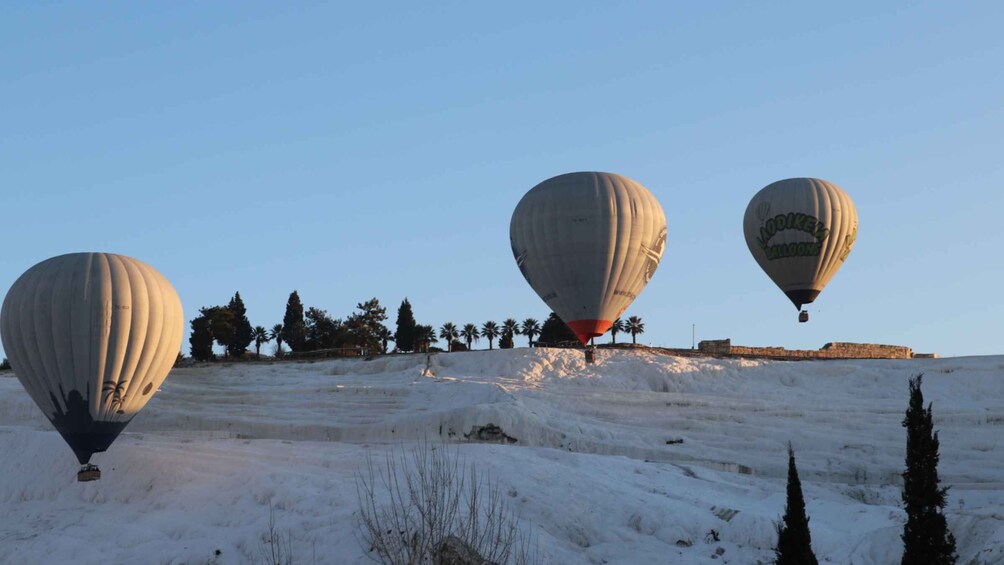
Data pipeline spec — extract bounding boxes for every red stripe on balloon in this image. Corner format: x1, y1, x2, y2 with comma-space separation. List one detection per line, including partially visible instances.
566, 319, 613, 346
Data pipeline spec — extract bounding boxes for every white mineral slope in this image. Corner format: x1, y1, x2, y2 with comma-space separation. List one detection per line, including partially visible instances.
0, 348, 1002, 564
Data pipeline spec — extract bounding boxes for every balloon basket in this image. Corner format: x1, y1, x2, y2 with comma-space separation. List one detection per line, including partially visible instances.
77, 464, 101, 482
584, 347, 596, 364
798, 310, 809, 323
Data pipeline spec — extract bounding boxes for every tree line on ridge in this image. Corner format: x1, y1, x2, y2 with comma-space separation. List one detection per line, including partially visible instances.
186, 294, 647, 362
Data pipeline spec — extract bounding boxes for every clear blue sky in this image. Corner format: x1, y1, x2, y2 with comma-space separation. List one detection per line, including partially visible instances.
2, 1, 1002, 358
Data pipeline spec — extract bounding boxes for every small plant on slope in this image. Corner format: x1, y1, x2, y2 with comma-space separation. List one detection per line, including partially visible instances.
258, 500, 296, 565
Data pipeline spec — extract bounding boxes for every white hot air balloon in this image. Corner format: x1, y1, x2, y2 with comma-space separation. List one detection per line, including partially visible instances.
510, 172, 667, 347
1, 253, 183, 481
742, 178, 858, 321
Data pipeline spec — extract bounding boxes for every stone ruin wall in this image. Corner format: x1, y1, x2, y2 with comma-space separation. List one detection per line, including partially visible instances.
696, 338, 928, 359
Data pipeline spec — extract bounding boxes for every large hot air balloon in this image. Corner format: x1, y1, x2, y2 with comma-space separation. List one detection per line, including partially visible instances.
0, 253, 183, 481
742, 178, 858, 321
510, 172, 667, 347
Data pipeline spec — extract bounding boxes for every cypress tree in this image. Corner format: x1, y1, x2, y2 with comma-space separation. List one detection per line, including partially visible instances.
394, 298, 417, 352
227, 291, 254, 357
281, 291, 307, 353
189, 315, 215, 361
901, 374, 957, 565
775, 443, 818, 565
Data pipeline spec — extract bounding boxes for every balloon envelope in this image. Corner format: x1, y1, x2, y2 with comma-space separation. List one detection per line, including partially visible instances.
0, 252, 184, 464
510, 172, 667, 344
742, 178, 858, 309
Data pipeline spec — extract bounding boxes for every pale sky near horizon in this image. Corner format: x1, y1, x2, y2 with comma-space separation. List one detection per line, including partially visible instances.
2, 1, 1002, 358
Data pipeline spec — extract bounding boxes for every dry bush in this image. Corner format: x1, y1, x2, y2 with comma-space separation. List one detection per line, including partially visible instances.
356, 442, 538, 565
259, 500, 295, 565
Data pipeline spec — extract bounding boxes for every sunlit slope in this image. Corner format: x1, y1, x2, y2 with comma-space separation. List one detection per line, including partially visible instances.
0, 348, 1002, 564
127, 349, 1004, 485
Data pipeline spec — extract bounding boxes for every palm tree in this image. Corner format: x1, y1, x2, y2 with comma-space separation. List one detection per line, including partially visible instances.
102, 380, 128, 414
481, 321, 499, 350
521, 318, 540, 347
439, 322, 459, 352
252, 326, 270, 357
460, 323, 480, 350
625, 315, 645, 345
415, 324, 436, 352
499, 319, 522, 349
610, 318, 625, 344
270, 323, 284, 356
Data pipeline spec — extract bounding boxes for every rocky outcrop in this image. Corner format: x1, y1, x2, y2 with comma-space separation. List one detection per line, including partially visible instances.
464, 424, 518, 444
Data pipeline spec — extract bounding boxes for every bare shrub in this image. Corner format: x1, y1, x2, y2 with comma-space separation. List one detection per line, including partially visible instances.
356, 442, 538, 564
259, 500, 294, 565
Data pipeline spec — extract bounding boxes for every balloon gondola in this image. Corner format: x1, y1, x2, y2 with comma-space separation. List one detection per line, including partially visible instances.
1, 253, 184, 481
743, 178, 857, 322
510, 172, 667, 358
78, 464, 101, 482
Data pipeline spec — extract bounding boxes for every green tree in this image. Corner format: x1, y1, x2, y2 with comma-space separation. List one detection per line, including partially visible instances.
347, 298, 387, 354
270, 323, 284, 356
439, 322, 459, 352
481, 321, 499, 350
189, 314, 215, 361
521, 318, 540, 347
460, 323, 480, 350
774, 443, 819, 565
304, 307, 345, 351
625, 315, 645, 345
901, 374, 957, 565
251, 325, 270, 357
538, 312, 577, 345
610, 318, 625, 344
500, 318, 519, 349
281, 291, 307, 352
200, 306, 235, 356
227, 291, 254, 357
498, 332, 514, 349
394, 298, 418, 352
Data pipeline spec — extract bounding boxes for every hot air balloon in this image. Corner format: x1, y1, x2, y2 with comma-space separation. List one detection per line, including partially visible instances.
742, 178, 858, 322
510, 172, 667, 351
0, 253, 183, 481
